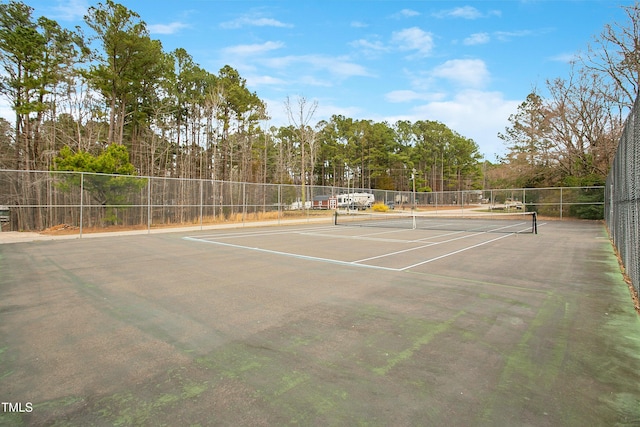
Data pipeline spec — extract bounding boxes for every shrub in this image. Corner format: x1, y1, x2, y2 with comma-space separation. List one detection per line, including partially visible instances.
372, 202, 389, 212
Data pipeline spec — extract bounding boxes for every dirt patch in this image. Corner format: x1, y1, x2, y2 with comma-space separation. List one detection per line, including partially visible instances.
40, 223, 147, 235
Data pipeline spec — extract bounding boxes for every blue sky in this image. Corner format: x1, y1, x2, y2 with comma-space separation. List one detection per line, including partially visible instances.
10, 0, 633, 158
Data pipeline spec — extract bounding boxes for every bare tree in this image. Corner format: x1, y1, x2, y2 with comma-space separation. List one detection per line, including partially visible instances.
582, 1, 640, 110
284, 95, 318, 208
544, 67, 622, 180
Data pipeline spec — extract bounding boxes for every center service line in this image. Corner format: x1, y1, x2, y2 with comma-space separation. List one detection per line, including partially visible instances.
398, 233, 513, 271
352, 230, 487, 263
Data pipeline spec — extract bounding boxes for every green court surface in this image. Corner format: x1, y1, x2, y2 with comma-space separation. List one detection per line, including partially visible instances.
1, 219, 639, 426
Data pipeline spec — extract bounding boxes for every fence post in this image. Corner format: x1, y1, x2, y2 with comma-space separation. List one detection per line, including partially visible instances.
609, 182, 614, 221
79, 172, 84, 238
435, 190, 438, 213
147, 177, 151, 234
242, 181, 246, 226
213, 179, 217, 222
199, 179, 203, 230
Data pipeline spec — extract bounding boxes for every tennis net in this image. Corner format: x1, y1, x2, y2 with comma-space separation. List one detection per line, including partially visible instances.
334, 210, 538, 234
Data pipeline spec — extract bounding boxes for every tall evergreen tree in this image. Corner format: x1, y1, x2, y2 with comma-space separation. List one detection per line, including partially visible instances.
0, 1, 84, 170
83, 0, 158, 146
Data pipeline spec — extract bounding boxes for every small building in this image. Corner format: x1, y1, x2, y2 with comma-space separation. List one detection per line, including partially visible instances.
0, 205, 9, 231
0, 206, 9, 222
312, 195, 337, 210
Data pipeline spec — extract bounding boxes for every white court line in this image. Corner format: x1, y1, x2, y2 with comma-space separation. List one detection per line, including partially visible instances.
336, 219, 532, 243
183, 236, 400, 271
395, 221, 544, 270
299, 231, 415, 244
187, 225, 336, 240
352, 231, 486, 263
184, 220, 540, 272
352, 221, 531, 264
355, 227, 419, 238
398, 233, 513, 271
355, 227, 474, 243
190, 224, 422, 244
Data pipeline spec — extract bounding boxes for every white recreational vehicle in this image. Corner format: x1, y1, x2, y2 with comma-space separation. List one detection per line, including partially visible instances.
337, 192, 375, 210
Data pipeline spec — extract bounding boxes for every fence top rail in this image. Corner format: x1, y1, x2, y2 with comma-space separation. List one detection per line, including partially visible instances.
0, 169, 281, 187
0, 169, 605, 193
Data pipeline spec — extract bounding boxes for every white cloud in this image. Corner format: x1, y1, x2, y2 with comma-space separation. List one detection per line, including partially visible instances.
262, 98, 289, 127
263, 97, 361, 128
298, 76, 334, 87
51, 0, 89, 21
382, 58, 510, 156
263, 55, 373, 79
410, 90, 520, 157
392, 9, 421, 19
222, 41, 285, 56
350, 38, 389, 56
309, 56, 373, 78
246, 75, 287, 87
494, 30, 535, 41
351, 21, 368, 28
464, 32, 490, 46
391, 27, 435, 58
401, 59, 490, 91
402, 69, 433, 91
548, 52, 579, 63
314, 103, 363, 123
0, 100, 14, 125
148, 22, 189, 35
451, 6, 483, 19
220, 15, 293, 29
433, 6, 501, 20
434, 6, 482, 20
384, 90, 445, 103
431, 59, 490, 88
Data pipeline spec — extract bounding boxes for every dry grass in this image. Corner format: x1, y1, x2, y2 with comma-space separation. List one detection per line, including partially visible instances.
40, 210, 334, 235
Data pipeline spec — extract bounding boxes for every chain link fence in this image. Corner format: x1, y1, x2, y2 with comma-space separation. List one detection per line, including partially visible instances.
0, 169, 604, 234
605, 95, 640, 299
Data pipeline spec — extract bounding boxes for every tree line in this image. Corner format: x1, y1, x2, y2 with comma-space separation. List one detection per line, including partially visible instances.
0, 0, 638, 192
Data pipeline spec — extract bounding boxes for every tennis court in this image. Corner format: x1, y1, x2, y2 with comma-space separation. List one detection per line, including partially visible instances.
183, 211, 538, 273
1, 216, 639, 425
